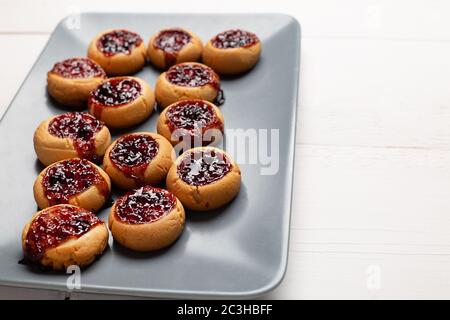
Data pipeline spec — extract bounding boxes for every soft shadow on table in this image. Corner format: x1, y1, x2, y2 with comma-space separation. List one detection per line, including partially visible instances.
219, 59, 264, 82
34, 158, 45, 174
111, 228, 190, 260
112, 241, 171, 260
45, 90, 85, 113
186, 183, 247, 224
185, 206, 229, 223
18, 245, 111, 275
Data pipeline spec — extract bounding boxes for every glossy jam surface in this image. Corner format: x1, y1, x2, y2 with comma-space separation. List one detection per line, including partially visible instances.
90, 78, 141, 107
212, 29, 259, 49
154, 29, 191, 52
97, 29, 143, 56
166, 100, 220, 130
109, 134, 159, 180
177, 149, 232, 186
50, 57, 105, 79
115, 186, 176, 224
48, 112, 103, 161
42, 159, 108, 206
24, 206, 102, 262
166, 100, 223, 145
154, 29, 191, 67
166, 63, 218, 89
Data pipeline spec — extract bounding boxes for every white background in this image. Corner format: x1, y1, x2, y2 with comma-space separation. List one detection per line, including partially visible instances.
2, 0, 450, 299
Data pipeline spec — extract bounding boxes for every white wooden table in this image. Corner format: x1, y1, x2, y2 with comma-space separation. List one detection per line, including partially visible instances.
2, 0, 450, 300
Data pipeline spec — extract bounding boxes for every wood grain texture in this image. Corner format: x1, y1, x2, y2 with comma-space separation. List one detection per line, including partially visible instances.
2, 0, 450, 300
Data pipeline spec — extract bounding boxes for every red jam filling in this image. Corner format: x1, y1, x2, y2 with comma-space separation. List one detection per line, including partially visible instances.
50, 57, 105, 79
154, 29, 191, 67
115, 186, 176, 224
90, 78, 141, 106
109, 134, 159, 181
42, 159, 109, 206
166, 63, 219, 89
97, 29, 143, 57
166, 100, 223, 145
89, 78, 142, 119
48, 112, 104, 162
177, 149, 232, 186
212, 29, 259, 49
24, 205, 102, 262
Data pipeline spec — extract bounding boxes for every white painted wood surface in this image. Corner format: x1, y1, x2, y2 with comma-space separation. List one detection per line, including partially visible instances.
2, 0, 450, 299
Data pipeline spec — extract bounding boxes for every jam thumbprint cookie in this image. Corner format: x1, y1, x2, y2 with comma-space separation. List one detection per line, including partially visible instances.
34, 112, 112, 166
103, 132, 173, 190
157, 99, 224, 146
155, 62, 221, 109
22, 204, 109, 270
166, 147, 241, 211
88, 77, 155, 129
47, 57, 106, 108
147, 28, 203, 69
203, 29, 261, 75
109, 186, 185, 252
34, 158, 111, 212
88, 29, 146, 76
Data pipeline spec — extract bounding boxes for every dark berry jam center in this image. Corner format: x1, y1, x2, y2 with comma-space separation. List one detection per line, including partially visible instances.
48, 112, 103, 161
97, 29, 143, 56
166, 100, 222, 132
24, 206, 102, 262
177, 149, 232, 186
50, 58, 105, 79
166, 64, 218, 88
115, 186, 176, 224
42, 159, 106, 206
212, 29, 259, 49
110, 134, 159, 180
91, 78, 141, 107
154, 29, 192, 67
154, 29, 191, 54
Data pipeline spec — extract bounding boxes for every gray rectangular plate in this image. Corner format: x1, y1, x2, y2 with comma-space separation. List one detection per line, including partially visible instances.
0, 13, 300, 298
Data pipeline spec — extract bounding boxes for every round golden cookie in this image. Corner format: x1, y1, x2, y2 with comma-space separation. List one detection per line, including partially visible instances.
109, 186, 185, 252
157, 99, 224, 147
202, 29, 261, 75
33, 112, 112, 166
147, 28, 203, 69
166, 147, 241, 211
88, 76, 155, 129
155, 62, 221, 109
103, 132, 173, 190
34, 158, 111, 212
21, 205, 109, 270
47, 57, 107, 108
87, 29, 146, 76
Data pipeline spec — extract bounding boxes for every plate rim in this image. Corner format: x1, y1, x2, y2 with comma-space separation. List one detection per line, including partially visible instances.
0, 12, 301, 298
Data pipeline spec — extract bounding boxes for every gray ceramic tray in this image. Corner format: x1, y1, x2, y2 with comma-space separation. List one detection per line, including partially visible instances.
0, 13, 300, 298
